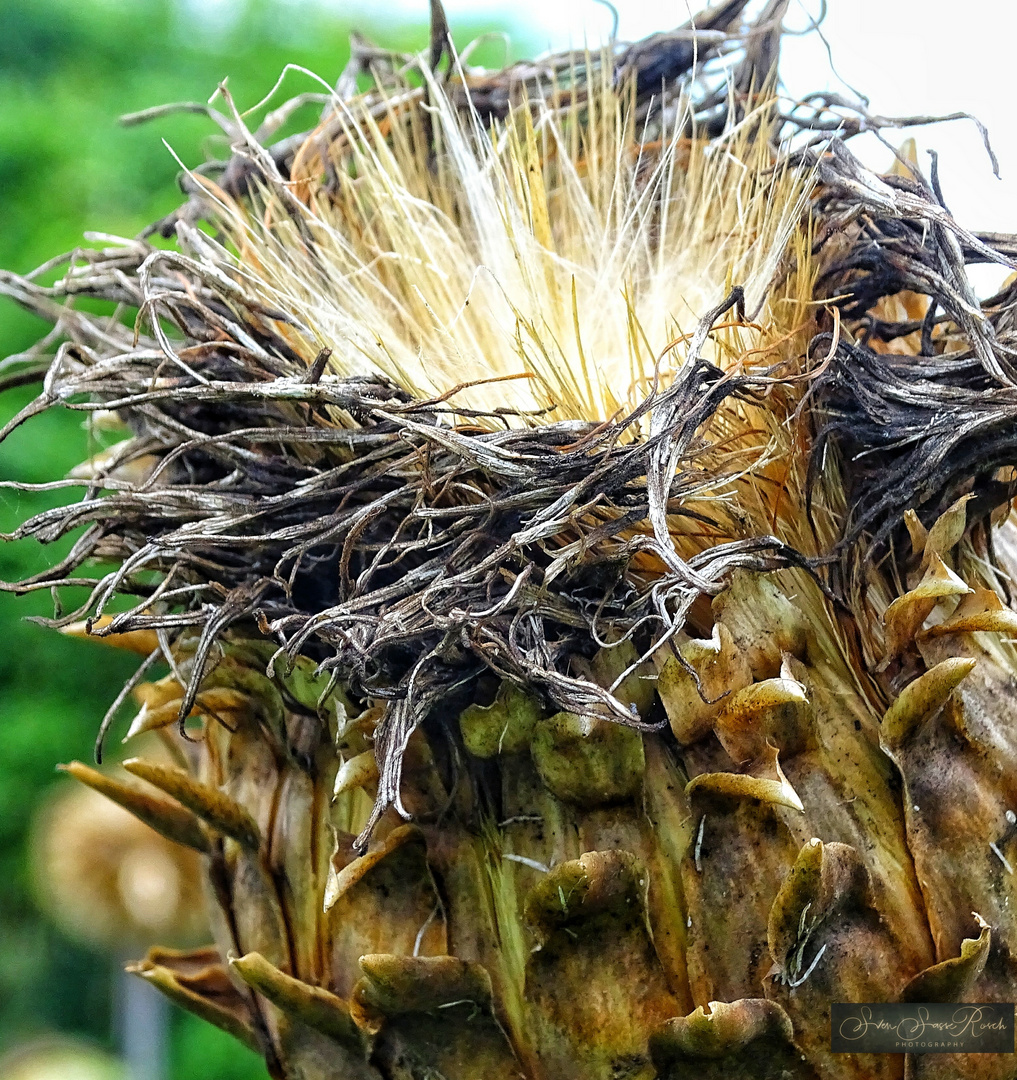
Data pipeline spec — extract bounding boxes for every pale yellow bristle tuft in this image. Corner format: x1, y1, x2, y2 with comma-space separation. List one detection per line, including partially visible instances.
200, 59, 816, 427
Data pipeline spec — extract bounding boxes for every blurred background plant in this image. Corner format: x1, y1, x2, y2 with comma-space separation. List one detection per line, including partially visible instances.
0, 1, 521, 1075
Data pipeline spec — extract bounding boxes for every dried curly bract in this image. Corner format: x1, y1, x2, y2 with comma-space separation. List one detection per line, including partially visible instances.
3, 0, 1017, 842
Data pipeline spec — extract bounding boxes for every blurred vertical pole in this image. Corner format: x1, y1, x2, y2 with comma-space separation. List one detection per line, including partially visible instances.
117, 965, 169, 1080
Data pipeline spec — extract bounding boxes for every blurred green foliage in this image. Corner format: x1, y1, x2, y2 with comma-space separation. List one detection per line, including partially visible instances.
0, 0, 523, 1075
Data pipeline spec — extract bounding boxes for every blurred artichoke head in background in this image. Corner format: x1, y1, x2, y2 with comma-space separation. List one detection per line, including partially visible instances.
4, 1, 1017, 1078
32, 766, 207, 952
0, 1037, 124, 1080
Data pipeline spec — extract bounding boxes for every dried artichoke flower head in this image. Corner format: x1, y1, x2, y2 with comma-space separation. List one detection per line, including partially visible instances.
3, 1, 1017, 1077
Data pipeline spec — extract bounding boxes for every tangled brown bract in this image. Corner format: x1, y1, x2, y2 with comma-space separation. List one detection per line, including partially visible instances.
3, 0, 1017, 845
